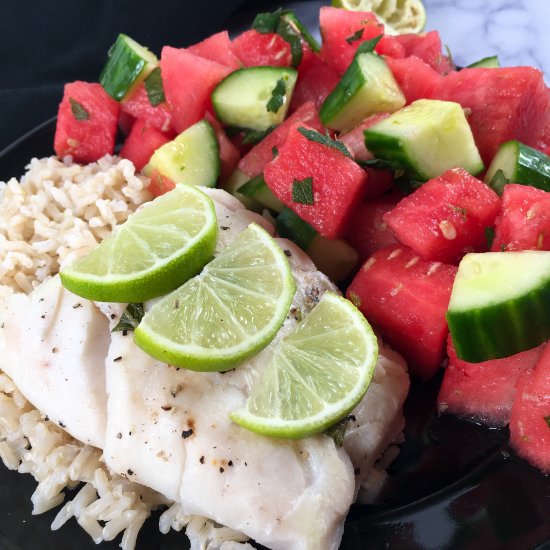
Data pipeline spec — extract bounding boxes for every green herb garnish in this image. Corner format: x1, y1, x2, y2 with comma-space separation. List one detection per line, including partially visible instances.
112, 303, 144, 332
144, 67, 166, 107
297, 126, 352, 158
355, 34, 383, 56
272, 146, 279, 158
359, 158, 405, 173
69, 98, 90, 121
346, 29, 364, 45
292, 177, 314, 205
226, 125, 276, 145
266, 78, 287, 113
324, 415, 356, 447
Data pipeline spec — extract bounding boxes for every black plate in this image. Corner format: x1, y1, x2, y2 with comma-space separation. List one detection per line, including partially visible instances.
1, 3, 550, 549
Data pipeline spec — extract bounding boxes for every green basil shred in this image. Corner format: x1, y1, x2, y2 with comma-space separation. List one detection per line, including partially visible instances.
69, 98, 90, 121
297, 127, 352, 158
292, 177, 314, 205
266, 78, 287, 113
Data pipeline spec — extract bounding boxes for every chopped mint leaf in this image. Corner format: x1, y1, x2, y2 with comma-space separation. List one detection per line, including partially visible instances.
277, 17, 303, 67
359, 158, 405, 173
69, 98, 90, 121
280, 12, 320, 53
112, 303, 144, 332
485, 227, 495, 249
144, 67, 166, 107
252, 8, 284, 33
346, 29, 364, 45
297, 126, 352, 158
266, 78, 287, 113
355, 34, 383, 56
226, 125, 276, 145
325, 415, 356, 447
292, 177, 314, 205
272, 146, 279, 158
544, 415, 550, 429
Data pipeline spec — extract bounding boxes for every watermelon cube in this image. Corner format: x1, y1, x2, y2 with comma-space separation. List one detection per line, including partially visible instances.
433, 67, 550, 165
438, 336, 544, 427
384, 168, 501, 264
319, 7, 384, 74
263, 122, 367, 238
509, 342, 550, 473
289, 53, 341, 111
160, 46, 232, 133
492, 184, 550, 252
121, 82, 174, 135
119, 119, 171, 172
394, 31, 452, 74
346, 244, 457, 378
238, 101, 323, 178
345, 191, 402, 263
385, 56, 442, 104
187, 31, 241, 70
54, 81, 120, 163
231, 30, 292, 67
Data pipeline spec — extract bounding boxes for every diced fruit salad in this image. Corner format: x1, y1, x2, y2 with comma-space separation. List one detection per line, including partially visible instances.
52, 5, 550, 473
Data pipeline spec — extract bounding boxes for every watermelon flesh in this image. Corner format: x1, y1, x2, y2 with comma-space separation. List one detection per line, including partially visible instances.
386, 56, 442, 104
339, 113, 390, 162
121, 82, 174, 135
119, 119, 171, 172
231, 30, 292, 67
509, 342, 550, 473
204, 113, 240, 184
394, 31, 453, 74
238, 102, 322, 178
432, 67, 550, 166
54, 81, 120, 163
491, 183, 550, 252
319, 7, 384, 74
160, 46, 232, 133
263, 122, 367, 239
346, 244, 457, 379
187, 31, 241, 70
438, 337, 544, 428
345, 191, 402, 263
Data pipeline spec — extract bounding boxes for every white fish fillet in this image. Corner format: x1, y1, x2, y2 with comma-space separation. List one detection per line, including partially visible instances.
0, 187, 409, 549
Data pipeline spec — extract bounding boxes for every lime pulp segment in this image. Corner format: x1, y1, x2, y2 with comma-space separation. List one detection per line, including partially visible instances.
134, 223, 296, 371
60, 184, 218, 302
230, 292, 379, 439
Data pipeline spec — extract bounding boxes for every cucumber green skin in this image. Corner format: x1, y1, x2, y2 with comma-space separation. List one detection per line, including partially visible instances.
276, 208, 317, 250
238, 175, 285, 213
364, 129, 429, 180
466, 55, 500, 68
282, 12, 320, 53
447, 280, 550, 362
100, 35, 156, 101
320, 52, 404, 131
487, 140, 550, 194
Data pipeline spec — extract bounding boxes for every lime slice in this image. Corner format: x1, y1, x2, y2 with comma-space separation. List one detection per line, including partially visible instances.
230, 292, 379, 439
332, 0, 426, 35
60, 185, 217, 302
134, 223, 296, 371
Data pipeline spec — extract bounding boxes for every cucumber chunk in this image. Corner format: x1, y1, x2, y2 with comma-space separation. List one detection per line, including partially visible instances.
364, 99, 484, 181
320, 52, 406, 132
467, 55, 500, 68
238, 175, 285, 213
146, 119, 219, 188
447, 251, 550, 362
212, 67, 298, 132
485, 140, 550, 194
276, 208, 358, 280
222, 169, 262, 210
100, 34, 158, 101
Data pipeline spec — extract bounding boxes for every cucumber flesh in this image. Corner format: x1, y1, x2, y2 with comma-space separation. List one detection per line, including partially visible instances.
447, 251, 550, 362
222, 169, 262, 210
276, 208, 358, 280
466, 55, 500, 68
364, 99, 484, 181
238, 175, 285, 213
320, 52, 405, 132
100, 34, 158, 101
485, 140, 550, 194
212, 67, 298, 132
147, 119, 219, 187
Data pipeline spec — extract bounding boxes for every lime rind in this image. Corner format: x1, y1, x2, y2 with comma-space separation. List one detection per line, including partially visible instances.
134, 223, 296, 371
60, 185, 218, 302
230, 292, 379, 439
332, 0, 426, 35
